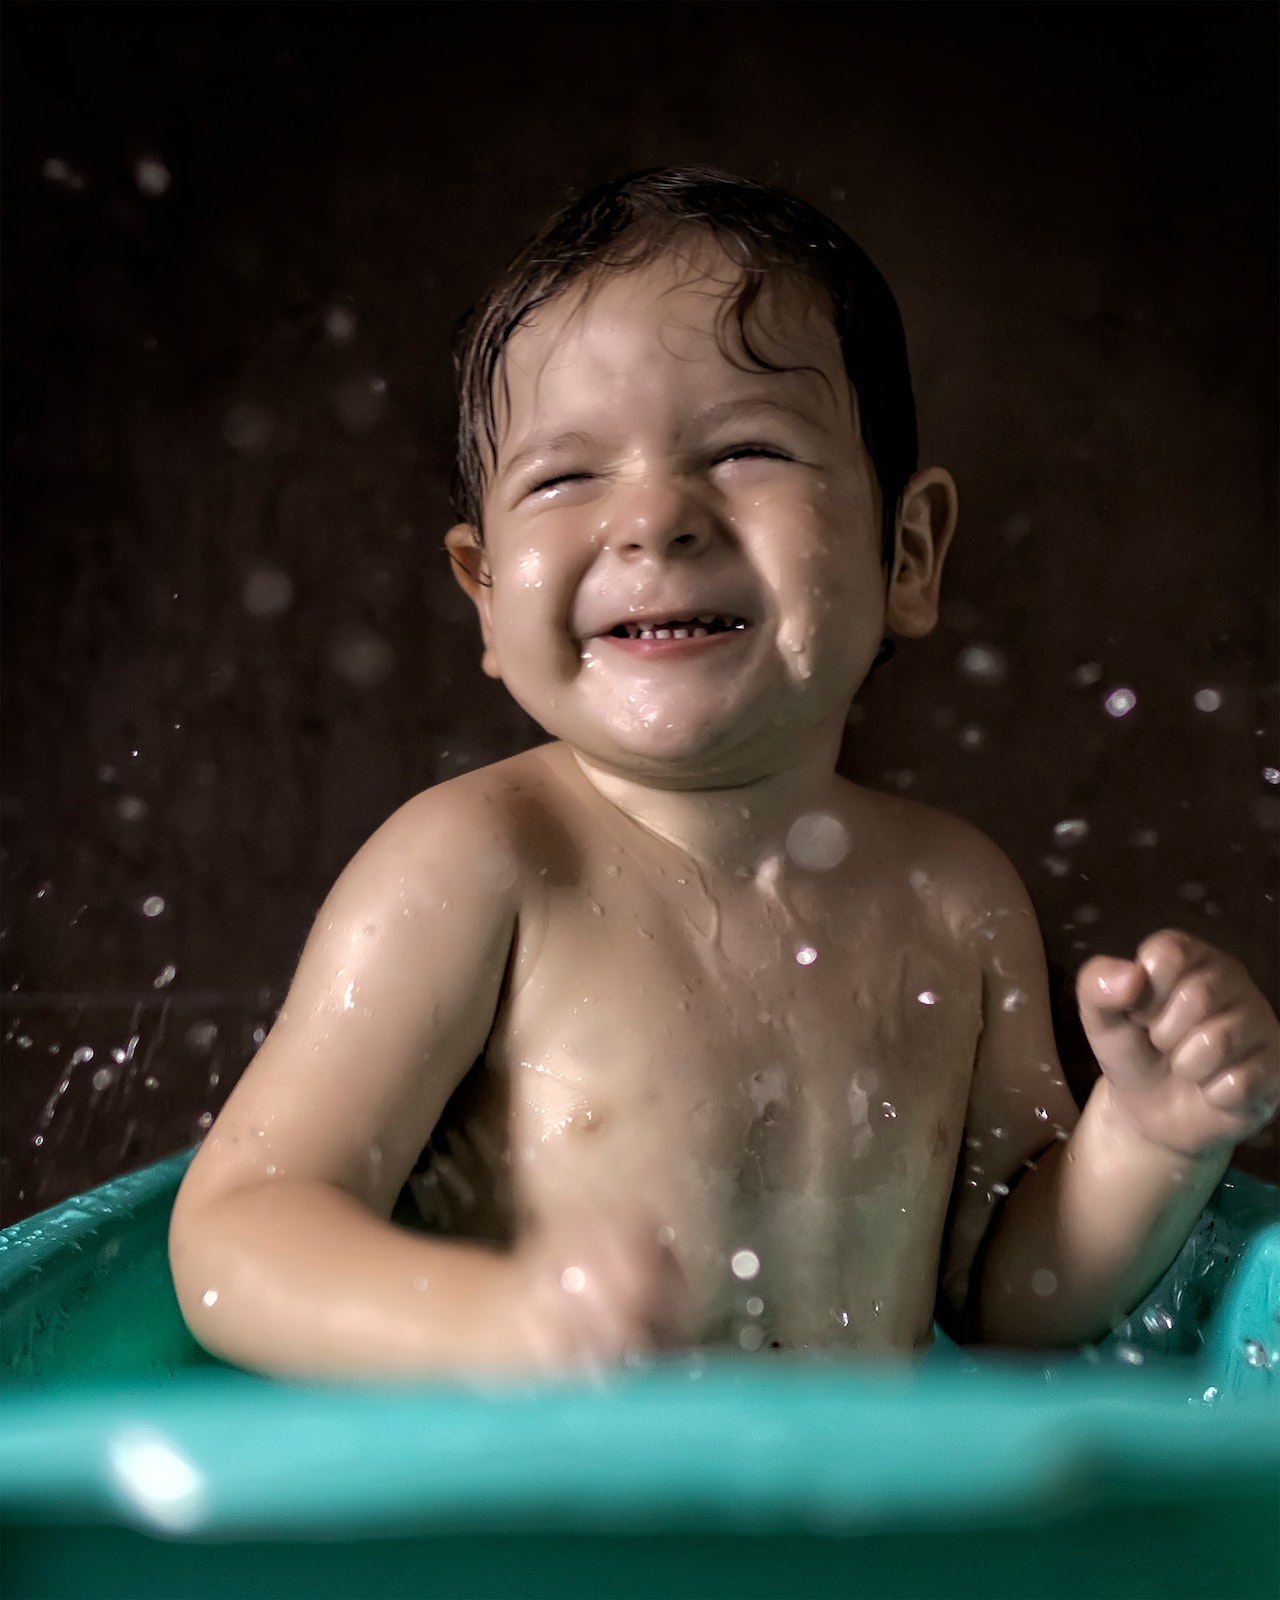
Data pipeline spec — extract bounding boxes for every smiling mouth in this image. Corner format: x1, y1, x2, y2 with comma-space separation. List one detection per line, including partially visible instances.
605, 614, 750, 642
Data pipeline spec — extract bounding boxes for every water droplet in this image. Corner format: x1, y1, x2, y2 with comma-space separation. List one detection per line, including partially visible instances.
324, 306, 357, 345
133, 157, 171, 196
1034, 1105, 1049, 1120
785, 812, 849, 871
1114, 1342, 1144, 1365
1001, 988, 1027, 1012
917, 990, 937, 1006
1041, 854, 1070, 877
1053, 818, 1089, 847
1193, 688, 1222, 713
1263, 767, 1280, 786
242, 567, 294, 618
1071, 661, 1103, 688
956, 643, 1007, 683
1242, 1338, 1270, 1369
730, 1248, 760, 1281
738, 1323, 765, 1351
990, 1182, 1010, 1197
141, 895, 166, 918
872, 1299, 883, 1317
222, 402, 275, 455
153, 963, 177, 990
70, 1046, 94, 1066
201, 1289, 218, 1308
795, 945, 818, 966
411, 1275, 429, 1293
881, 1101, 897, 1119
42, 156, 85, 190
91, 1068, 114, 1092
329, 628, 394, 688
959, 725, 985, 749
745, 1296, 764, 1317
1202, 1385, 1220, 1404
197, 1111, 213, 1130
560, 1266, 586, 1294
1031, 1269, 1058, 1297
1104, 687, 1137, 718
116, 795, 148, 823
252, 1027, 266, 1046
1142, 1307, 1174, 1334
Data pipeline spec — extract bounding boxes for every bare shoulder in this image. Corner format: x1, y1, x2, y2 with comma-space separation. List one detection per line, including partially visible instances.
835, 781, 1032, 919
345, 745, 568, 902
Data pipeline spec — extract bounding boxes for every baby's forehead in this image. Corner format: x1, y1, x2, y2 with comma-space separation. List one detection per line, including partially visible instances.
496, 249, 844, 422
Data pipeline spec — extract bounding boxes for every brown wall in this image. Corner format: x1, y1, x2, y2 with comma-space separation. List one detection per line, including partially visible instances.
3, 2, 1277, 1222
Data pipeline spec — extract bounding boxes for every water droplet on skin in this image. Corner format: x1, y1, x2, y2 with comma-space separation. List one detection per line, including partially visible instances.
917, 990, 937, 1006
881, 1101, 897, 1119
785, 812, 849, 871
1193, 688, 1222, 713
1031, 1269, 1057, 1297
991, 1127, 1007, 1140
990, 1182, 1010, 1197
1034, 1105, 1049, 1120
251, 1027, 266, 1046
795, 946, 818, 966
873, 1299, 883, 1318
730, 1249, 761, 1281
201, 1289, 218, 1308
1242, 1338, 1270, 1369
197, 1112, 213, 1130
1001, 988, 1026, 1012
1104, 687, 1137, 718
1053, 818, 1089, 847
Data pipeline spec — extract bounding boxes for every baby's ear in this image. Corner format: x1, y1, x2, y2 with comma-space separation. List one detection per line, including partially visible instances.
885, 468, 957, 639
444, 524, 502, 679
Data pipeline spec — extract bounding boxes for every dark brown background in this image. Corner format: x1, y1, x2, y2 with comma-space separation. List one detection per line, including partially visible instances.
3, 2, 1277, 1225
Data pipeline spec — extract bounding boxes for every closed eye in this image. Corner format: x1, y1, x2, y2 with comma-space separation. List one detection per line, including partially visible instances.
714, 444, 794, 465
529, 472, 594, 496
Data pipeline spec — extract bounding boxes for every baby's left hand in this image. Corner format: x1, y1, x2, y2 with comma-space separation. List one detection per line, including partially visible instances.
1077, 930, 1280, 1158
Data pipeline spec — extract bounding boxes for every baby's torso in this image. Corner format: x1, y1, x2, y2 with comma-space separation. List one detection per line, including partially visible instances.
414, 748, 984, 1353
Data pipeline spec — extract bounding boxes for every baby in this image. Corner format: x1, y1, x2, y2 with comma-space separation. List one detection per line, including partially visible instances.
170, 168, 1279, 1377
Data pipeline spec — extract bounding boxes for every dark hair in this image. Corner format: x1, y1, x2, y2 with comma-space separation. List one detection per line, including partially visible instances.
452, 166, 918, 564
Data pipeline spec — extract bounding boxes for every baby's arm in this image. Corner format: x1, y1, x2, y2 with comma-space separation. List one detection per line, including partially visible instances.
169, 783, 678, 1378
939, 840, 1278, 1347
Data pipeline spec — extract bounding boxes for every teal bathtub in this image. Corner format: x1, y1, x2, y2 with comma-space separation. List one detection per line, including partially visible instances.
1, 1150, 1277, 1599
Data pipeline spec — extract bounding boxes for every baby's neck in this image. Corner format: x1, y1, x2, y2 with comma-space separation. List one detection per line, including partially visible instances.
566, 742, 844, 876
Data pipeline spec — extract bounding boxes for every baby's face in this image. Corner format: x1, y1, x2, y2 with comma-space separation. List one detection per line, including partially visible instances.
455, 247, 891, 787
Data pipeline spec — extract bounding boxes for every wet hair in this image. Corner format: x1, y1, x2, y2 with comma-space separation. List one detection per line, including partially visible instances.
452, 165, 918, 565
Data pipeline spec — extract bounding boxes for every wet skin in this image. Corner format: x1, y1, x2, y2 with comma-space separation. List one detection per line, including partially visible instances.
170, 249, 1279, 1377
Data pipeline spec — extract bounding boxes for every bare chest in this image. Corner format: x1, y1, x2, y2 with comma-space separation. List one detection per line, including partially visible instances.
482, 860, 982, 1347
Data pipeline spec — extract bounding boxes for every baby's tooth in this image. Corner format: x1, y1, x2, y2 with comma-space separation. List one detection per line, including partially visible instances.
654, 628, 672, 639
691, 626, 708, 637
671, 627, 690, 639
639, 628, 655, 640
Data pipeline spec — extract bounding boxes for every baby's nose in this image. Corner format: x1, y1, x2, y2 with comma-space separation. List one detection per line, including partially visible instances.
607, 478, 716, 562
